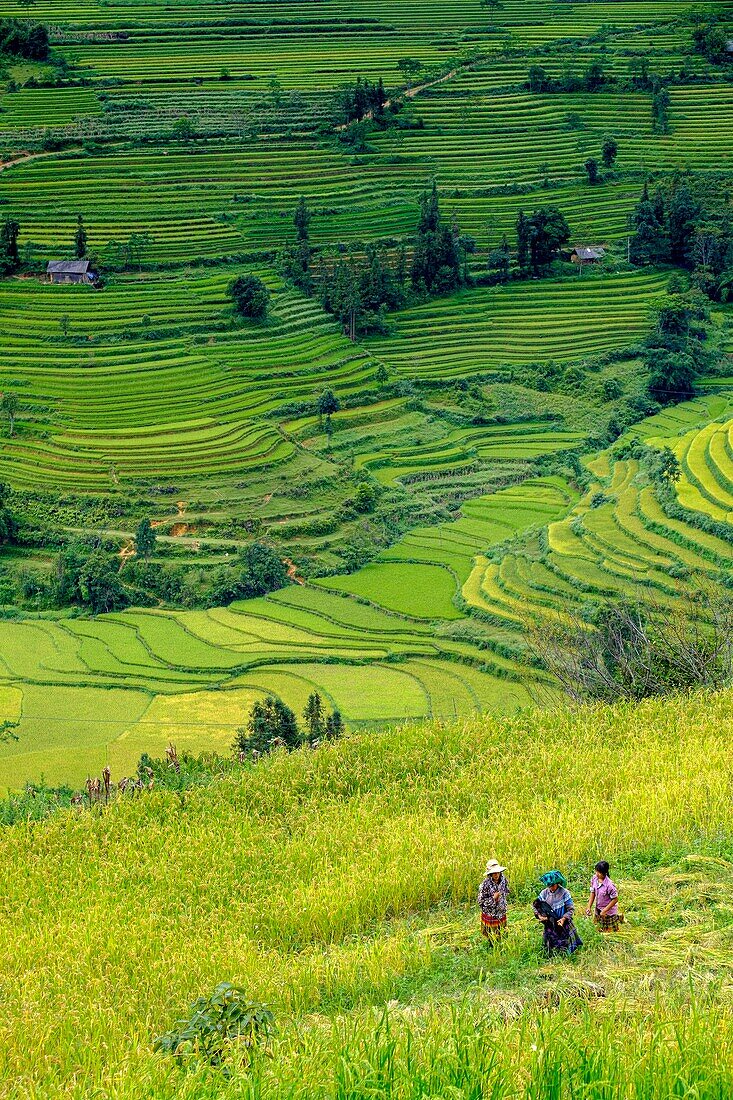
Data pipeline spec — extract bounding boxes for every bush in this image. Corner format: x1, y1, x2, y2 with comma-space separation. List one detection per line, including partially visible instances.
154, 983, 274, 1069
228, 274, 270, 321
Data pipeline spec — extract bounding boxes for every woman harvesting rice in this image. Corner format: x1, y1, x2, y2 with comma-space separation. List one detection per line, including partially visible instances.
534, 870, 583, 955
585, 860, 622, 931
477, 859, 510, 940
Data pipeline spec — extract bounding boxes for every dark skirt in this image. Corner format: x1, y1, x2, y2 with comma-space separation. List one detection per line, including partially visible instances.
543, 917, 583, 956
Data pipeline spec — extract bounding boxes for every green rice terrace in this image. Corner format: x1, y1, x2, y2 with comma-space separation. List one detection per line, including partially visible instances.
0, 0, 731, 798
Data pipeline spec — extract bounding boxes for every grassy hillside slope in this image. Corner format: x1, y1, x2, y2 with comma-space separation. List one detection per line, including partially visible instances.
3, 689, 733, 1097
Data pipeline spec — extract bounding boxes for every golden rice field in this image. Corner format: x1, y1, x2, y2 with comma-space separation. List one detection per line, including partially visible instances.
3, 689, 733, 1097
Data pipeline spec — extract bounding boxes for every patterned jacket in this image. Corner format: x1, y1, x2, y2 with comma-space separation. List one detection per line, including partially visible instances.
478, 873, 509, 918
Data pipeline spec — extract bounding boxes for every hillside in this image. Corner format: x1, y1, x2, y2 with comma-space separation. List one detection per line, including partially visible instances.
3, 690, 733, 1097
0, 0, 732, 793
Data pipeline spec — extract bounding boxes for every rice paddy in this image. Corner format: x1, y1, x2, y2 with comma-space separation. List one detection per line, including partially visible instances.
4, 690, 733, 1096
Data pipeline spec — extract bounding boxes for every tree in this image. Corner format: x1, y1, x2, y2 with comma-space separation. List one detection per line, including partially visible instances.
59, 314, 70, 337
235, 696, 300, 756
526, 206, 571, 273
583, 62, 607, 92
228, 274, 270, 321
692, 19, 730, 64
528, 591, 733, 706
527, 65, 550, 93
74, 214, 87, 260
667, 184, 699, 265
601, 137, 618, 168
0, 392, 18, 437
76, 549, 127, 615
651, 87, 670, 134
410, 183, 464, 294
376, 364, 389, 386
0, 482, 17, 545
303, 691, 326, 744
0, 217, 20, 275
645, 289, 713, 404
127, 232, 153, 272
487, 234, 511, 282
584, 158, 599, 185
629, 183, 668, 265
134, 518, 156, 562
397, 58, 422, 78
172, 116, 195, 141
325, 710, 345, 741
647, 348, 697, 404
317, 389, 340, 434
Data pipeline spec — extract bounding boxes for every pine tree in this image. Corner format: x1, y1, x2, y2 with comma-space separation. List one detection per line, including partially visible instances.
234, 696, 300, 756
629, 183, 668, 265
134, 518, 156, 562
303, 691, 326, 743
74, 215, 87, 260
0, 218, 20, 274
325, 710, 345, 740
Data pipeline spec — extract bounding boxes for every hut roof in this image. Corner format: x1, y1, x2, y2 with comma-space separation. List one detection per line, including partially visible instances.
47, 260, 91, 274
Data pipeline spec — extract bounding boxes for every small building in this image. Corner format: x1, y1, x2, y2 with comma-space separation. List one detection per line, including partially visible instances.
570, 245, 606, 265
47, 260, 93, 285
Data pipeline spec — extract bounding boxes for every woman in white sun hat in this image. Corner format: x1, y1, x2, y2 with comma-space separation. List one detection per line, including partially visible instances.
477, 858, 510, 940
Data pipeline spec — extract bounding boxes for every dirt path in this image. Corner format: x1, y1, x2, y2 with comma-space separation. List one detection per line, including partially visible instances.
335, 64, 467, 132
0, 150, 69, 173
284, 558, 305, 586
118, 539, 135, 569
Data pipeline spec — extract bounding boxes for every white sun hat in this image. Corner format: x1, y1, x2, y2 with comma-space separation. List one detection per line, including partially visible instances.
485, 859, 506, 875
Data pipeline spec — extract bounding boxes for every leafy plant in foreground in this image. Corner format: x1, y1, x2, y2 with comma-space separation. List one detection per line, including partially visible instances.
154, 983, 274, 1068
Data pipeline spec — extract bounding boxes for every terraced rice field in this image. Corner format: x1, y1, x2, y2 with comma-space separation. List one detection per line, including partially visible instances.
0, 0, 731, 790
463, 396, 733, 632
0, 477, 574, 788
369, 271, 669, 379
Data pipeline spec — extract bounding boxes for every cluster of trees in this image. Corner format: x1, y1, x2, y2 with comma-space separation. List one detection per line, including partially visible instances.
234, 691, 344, 757
526, 62, 613, 95
584, 137, 618, 184
12, 531, 288, 615
529, 590, 733, 706
205, 543, 288, 606
0, 18, 49, 60
228, 273, 270, 321
514, 206, 571, 276
283, 186, 472, 338
691, 16, 731, 64
643, 281, 715, 405
629, 179, 733, 300
0, 218, 20, 276
334, 77, 389, 125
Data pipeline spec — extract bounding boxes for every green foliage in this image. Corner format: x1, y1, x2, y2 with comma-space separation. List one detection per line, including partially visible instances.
411, 182, 465, 295
74, 214, 87, 260
0, 218, 20, 276
692, 18, 730, 64
601, 136, 618, 168
234, 695, 300, 755
0, 18, 49, 60
154, 982, 274, 1068
134, 518, 156, 561
210, 543, 288, 605
228, 273, 270, 321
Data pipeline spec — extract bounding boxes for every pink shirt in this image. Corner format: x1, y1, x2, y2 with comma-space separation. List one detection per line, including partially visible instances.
591, 874, 618, 916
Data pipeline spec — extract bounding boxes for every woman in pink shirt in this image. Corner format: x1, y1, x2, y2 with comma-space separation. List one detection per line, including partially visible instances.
585, 860, 622, 931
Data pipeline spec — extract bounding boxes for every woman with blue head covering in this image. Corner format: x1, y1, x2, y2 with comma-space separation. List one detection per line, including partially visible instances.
533, 870, 583, 955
